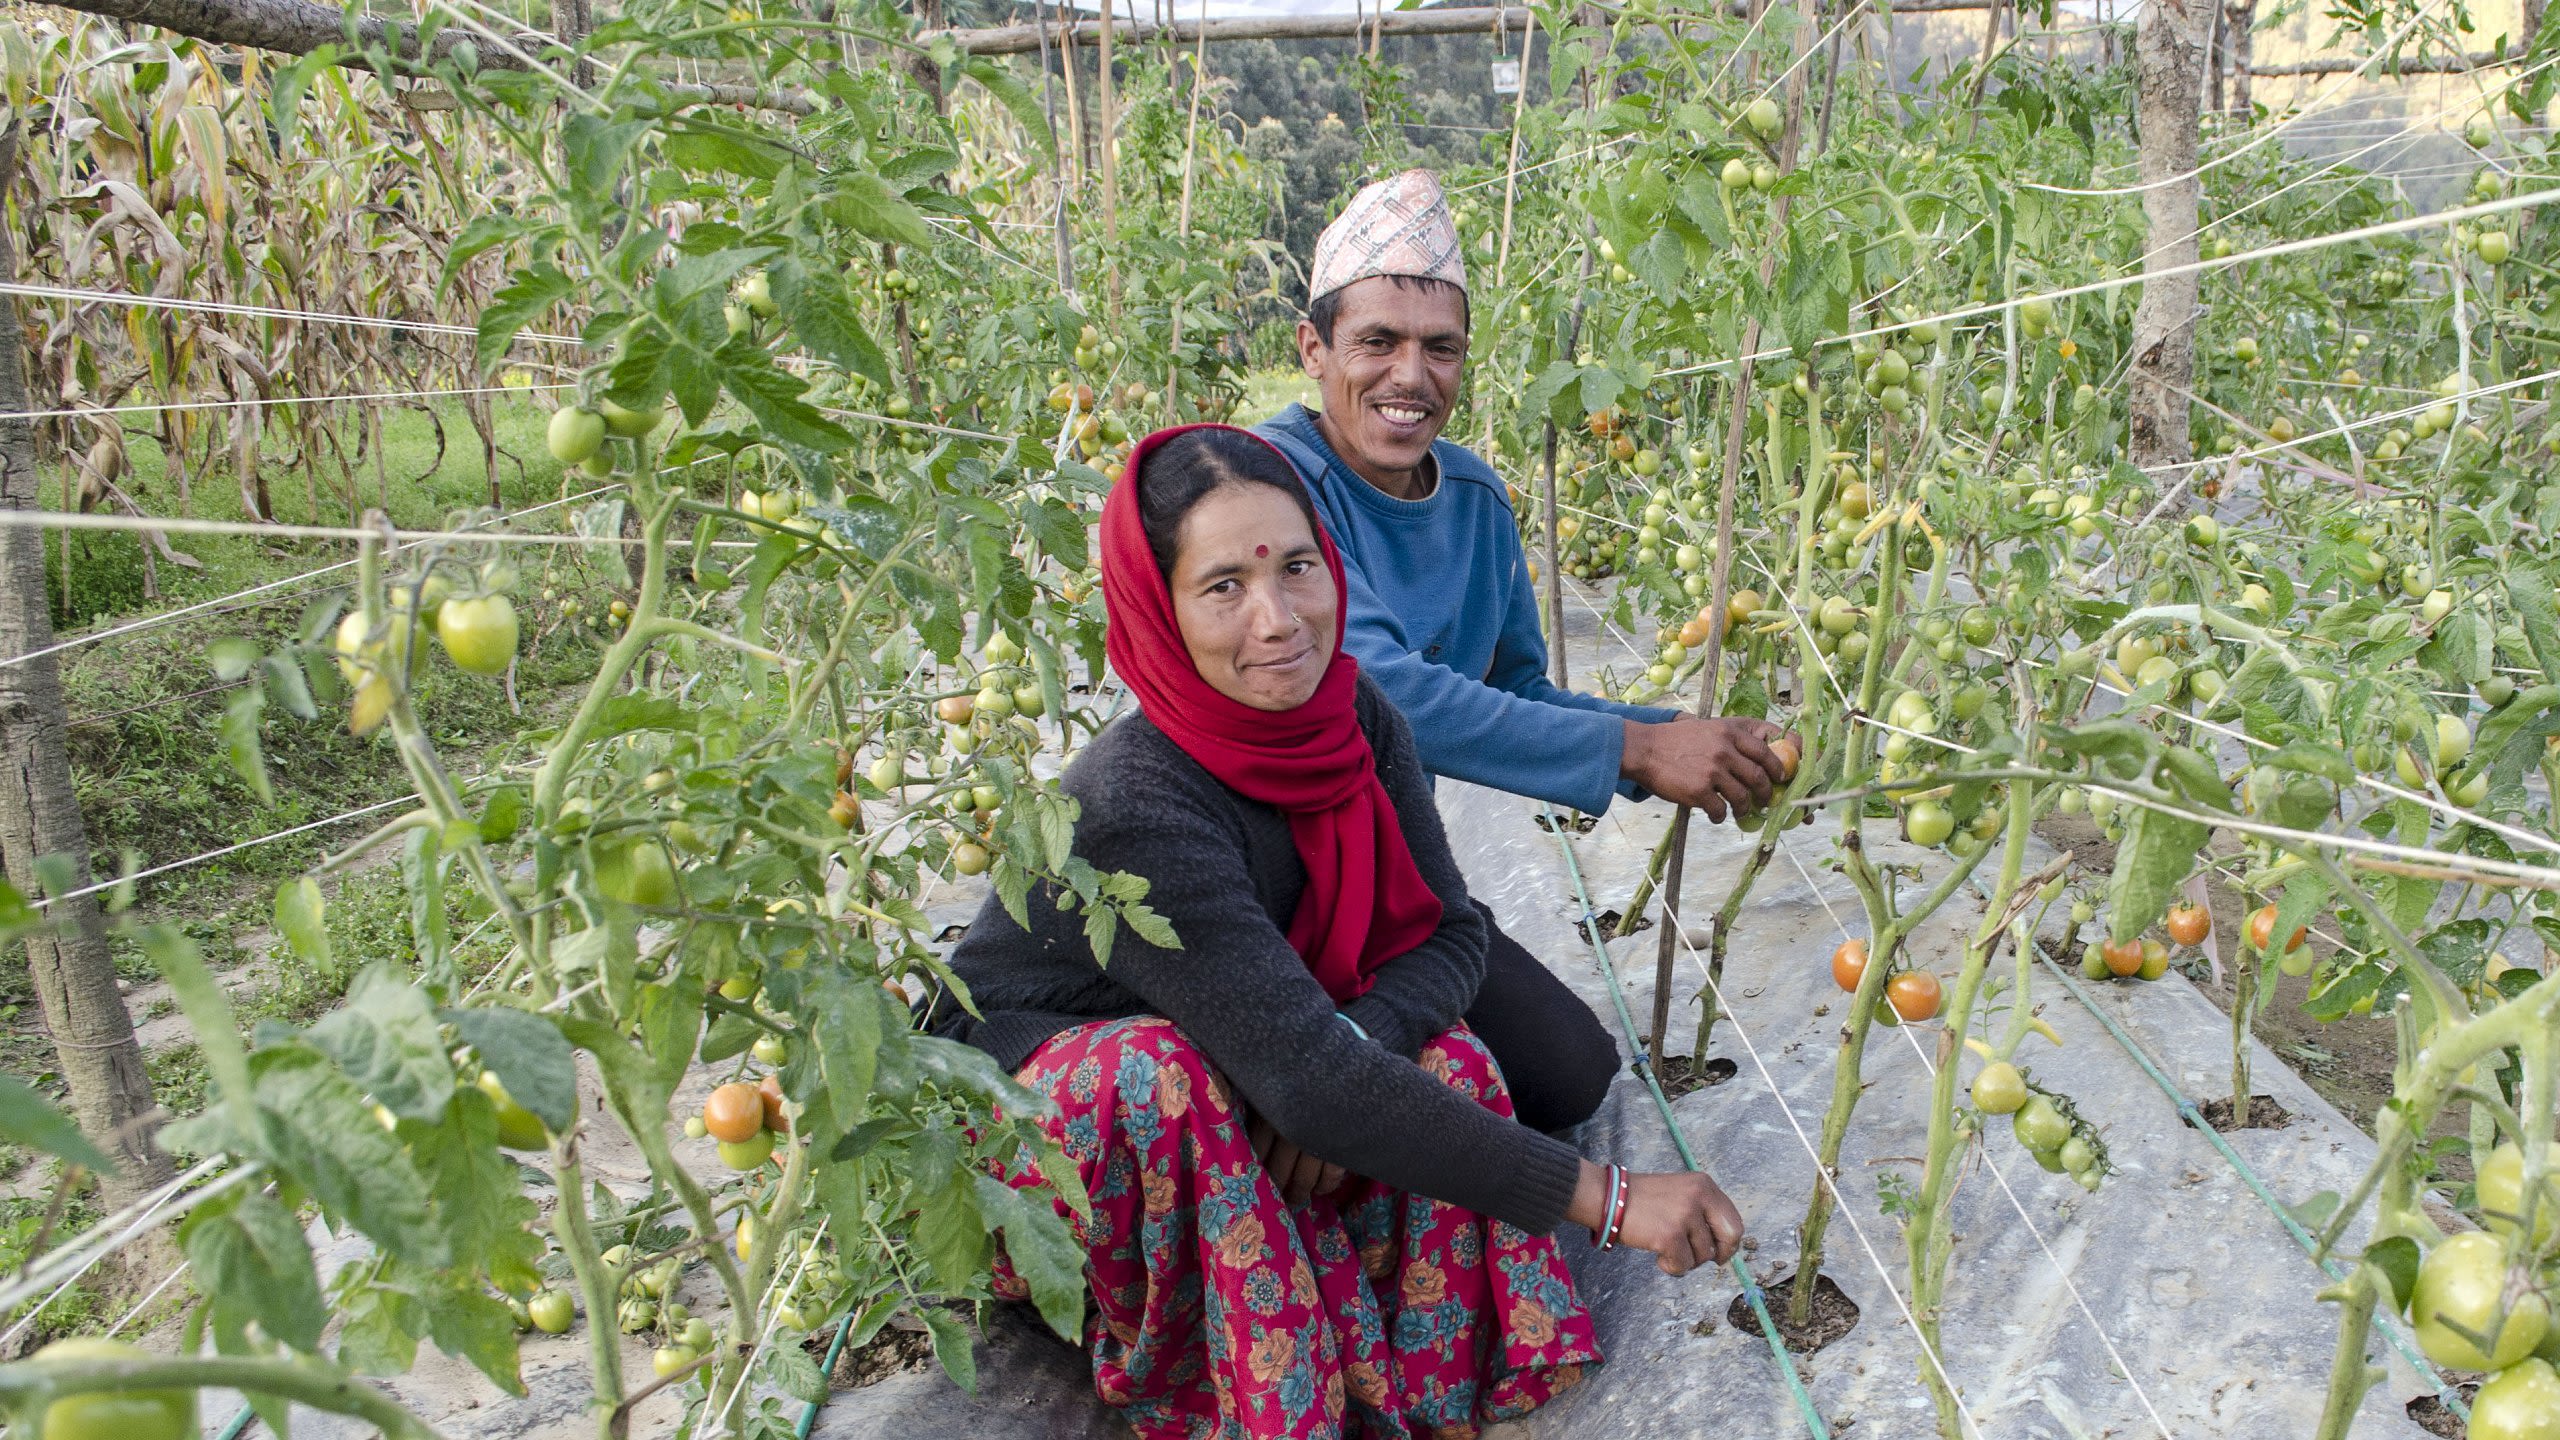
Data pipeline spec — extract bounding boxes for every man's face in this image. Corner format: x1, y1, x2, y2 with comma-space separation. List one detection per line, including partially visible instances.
1294, 277, 1468, 483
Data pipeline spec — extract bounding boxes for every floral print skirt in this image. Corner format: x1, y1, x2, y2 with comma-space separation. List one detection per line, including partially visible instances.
989, 1016, 1600, 1440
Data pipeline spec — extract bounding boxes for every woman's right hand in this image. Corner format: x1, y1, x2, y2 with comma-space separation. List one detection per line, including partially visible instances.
1571, 1162, 1746, 1276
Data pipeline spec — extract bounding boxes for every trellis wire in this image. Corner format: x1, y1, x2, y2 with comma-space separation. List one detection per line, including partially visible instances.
0, 282, 581, 347
1557, 579, 2182, 1435
1539, 806, 1997, 1440
2, 484, 618, 671
0, 381, 575, 424
0, 1158, 249, 1337
2029, 0, 2453, 199
0, 508, 770, 549
33, 797, 415, 910
1655, 182, 2560, 384
1684, 534, 2560, 891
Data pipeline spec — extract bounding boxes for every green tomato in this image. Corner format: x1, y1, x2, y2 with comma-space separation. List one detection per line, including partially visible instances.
529, 1288, 575, 1334
1744, 96, 1783, 137
2058, 1135, 2096, 1176
868, 753, 906, 792
752, 1034, 788, 1067
591, 836, 677, 908
1012, 684, 1047, 719
35, 1339, 196, 1440
2438, 712, 2475, 769
1970, 1062, 2027, 1115
652, 1345, 697, 1379
2478, 1144, 2560, 1246
717, 1130, 776, 1171
599, 399, 667, 439
547, 407, 606, 465
2013, 1095, 2070, 1153
2413, 1231, 2550, 1372
681, 1317, 716, 1352
1905, 801, 1954, 848
435, 595, 520, 676
2471, 1357, 2560, 1440
477, 1070, 549, 1150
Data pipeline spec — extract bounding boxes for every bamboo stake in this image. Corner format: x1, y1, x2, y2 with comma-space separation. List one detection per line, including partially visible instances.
1167, 0, 1208, 422
1099, 0, 1121, 311
1477, 3, 1538, 462
1033, 0, 1076, 292
1648, 0, 1822, 1070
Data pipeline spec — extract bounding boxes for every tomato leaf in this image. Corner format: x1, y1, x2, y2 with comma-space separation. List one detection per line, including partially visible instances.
307, 965, 455, 1122
140, 925, 254, 1122
919, 1305, 978, 1395
825, 172, 933, 248
402, 827, 454, 996
445, 1007, 579, 1133
274, 876, 331, 970
2365, 1235, 2422, 1313
765, 1343, 828, 1405
332, 1274, 423, 1376
804, 968, 885, 1115
182, 1187, 327, 1353
220, 685, 273, 806
699, 1012, 761, 1064
768, 257, 892, 390
408, 1085, 543, 1292
246, 1043, 445, 1265
424, 1279, 527, 1397
0, 1070, 112, 1173
972, 1172, 1084, 1343
2105, 804, 2209, 946
476, 264, 573, 372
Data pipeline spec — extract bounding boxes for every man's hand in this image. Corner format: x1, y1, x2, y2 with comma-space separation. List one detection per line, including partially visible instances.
1249, 1116, 1349, 1208
1621, 715, 1798, 823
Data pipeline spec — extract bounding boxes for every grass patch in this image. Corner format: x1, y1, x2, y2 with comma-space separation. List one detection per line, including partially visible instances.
1232, 366, 1318, 427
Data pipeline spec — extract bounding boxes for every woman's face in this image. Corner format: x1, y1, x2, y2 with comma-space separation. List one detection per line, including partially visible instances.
1168, 483, 1338, 712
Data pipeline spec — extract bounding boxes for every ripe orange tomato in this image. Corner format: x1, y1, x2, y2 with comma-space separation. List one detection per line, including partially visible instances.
2102, 940, 2145, 977
2246, 904, 2307, 954
1768, 735, 1802, 783
1831, 938, 1869, 993
702, 1083, 764, 1144
1886, 971, 1944, 1022
2165, 903, 2211, 947
756, 1074, 787, 1132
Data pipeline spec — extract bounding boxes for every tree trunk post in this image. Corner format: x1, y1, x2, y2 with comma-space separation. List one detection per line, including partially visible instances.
0, 123, 171, 1207
2128, 0, 2212, 475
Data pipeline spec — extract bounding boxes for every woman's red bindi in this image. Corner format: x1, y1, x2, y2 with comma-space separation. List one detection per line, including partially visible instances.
1255, 544, 1269, 557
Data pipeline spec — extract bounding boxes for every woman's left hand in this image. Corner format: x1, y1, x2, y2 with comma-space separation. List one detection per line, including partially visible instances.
1249, 1116, 1349, 1206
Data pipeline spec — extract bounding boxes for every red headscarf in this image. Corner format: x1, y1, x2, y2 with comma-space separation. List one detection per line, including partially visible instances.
1098, 424, 1444, 1002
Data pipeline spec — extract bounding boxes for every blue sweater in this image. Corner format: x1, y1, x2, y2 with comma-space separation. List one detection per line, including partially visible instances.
1255, 404, 1676, 815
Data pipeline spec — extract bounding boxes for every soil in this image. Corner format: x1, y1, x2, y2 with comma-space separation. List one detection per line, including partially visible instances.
1652, 1053, 1737, 1098
1729, 1271, 1860, 1354
2034, 815, 2417, 1140
832, 1320, 937, 1388
1576, 908, 1651, 944
2198, 1094, 2295, 1132
2407, 1383, 2478, 1438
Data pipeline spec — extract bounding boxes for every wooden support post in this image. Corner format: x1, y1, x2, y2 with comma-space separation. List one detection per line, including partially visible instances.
0, 123, 171, 1210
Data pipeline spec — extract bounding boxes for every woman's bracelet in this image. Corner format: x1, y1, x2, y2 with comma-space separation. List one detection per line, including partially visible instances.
1335, 1011, 1370, 1041
1593, 1164, 1629, 1250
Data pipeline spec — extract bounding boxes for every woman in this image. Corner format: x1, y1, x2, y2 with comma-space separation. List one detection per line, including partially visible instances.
934, 425, 1746, 1440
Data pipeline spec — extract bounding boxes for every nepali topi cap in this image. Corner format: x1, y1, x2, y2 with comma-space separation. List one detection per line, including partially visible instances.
1308, 169, 1468, 303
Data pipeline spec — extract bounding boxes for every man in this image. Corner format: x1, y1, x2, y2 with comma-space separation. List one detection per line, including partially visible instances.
1254, 169, 1795, 1133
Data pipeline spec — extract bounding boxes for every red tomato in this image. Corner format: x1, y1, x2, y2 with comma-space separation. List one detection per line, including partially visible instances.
1831, 938, 1869, 993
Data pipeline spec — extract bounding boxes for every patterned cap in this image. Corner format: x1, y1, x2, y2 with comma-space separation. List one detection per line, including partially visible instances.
1308, 169, 1468, 303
